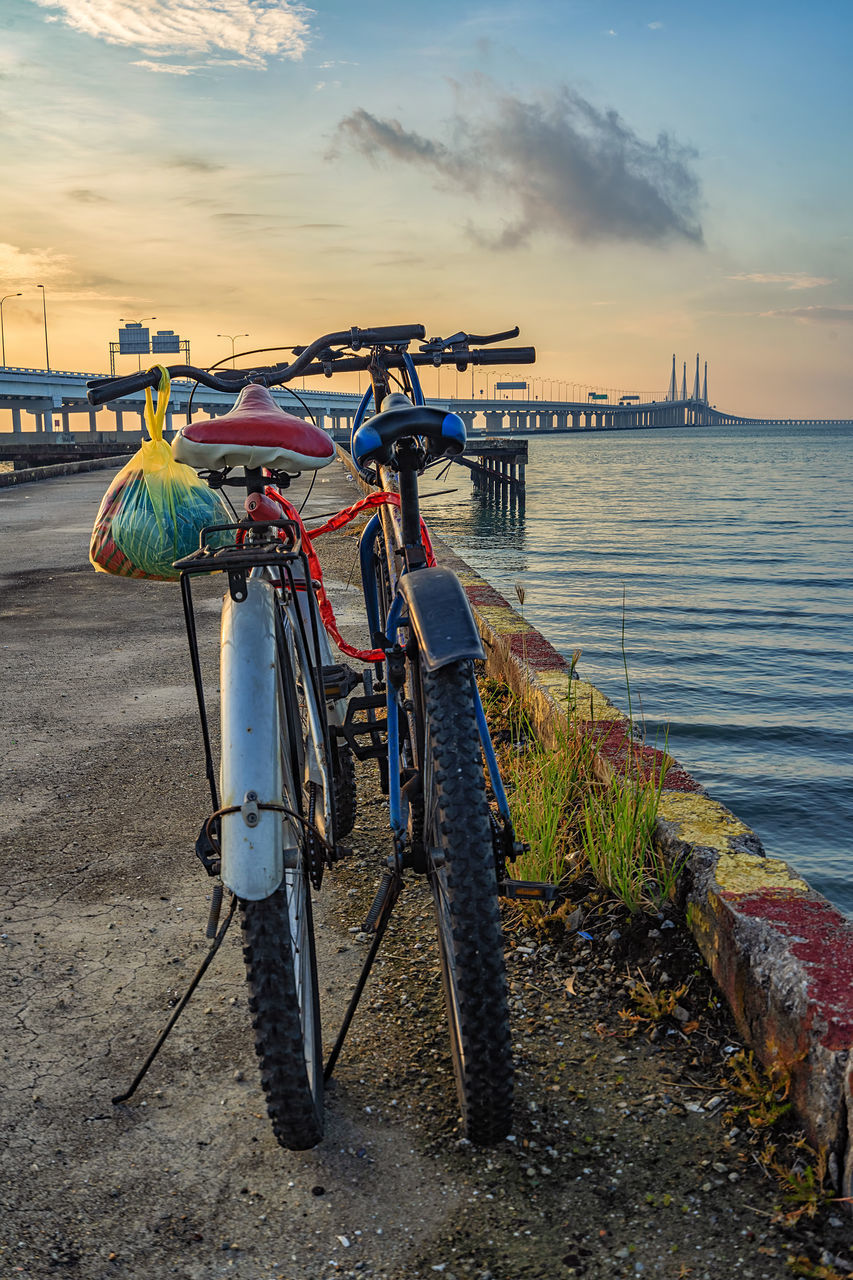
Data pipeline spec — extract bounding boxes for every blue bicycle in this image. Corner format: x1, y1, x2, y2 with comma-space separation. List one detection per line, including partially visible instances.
327, 325, 540, 1143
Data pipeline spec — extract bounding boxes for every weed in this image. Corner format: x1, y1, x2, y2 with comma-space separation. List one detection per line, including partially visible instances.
480, 664, 679, 913
505, 724, 597, 888
580, 762, 676, 914
723, 1050, 792, 1130
479, 584, 681, 914
788, 1255, 853, 1279
761, 1139, 840, 1226
625, 969, 690, 1021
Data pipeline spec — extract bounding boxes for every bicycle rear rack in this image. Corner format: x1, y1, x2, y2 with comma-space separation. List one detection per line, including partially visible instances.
174, 518, 304, 602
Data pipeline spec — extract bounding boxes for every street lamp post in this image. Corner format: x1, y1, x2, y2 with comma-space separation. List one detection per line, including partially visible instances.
218, 333, 249, 368
0, 292, 22, 366
36, 285, 50, 372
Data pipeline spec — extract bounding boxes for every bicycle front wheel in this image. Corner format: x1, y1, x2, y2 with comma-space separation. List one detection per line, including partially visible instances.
421, 659, 513, 1144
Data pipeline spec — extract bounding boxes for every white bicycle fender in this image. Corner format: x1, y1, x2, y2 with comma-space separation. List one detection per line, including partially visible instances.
219, 579, 297, 900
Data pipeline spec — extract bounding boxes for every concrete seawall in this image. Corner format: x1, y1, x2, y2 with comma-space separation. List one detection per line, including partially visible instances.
0, 455, 134, 488
339, 448, 853, 1199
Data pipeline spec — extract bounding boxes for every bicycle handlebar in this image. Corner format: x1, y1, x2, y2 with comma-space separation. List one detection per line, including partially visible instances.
86, 325, 534, 405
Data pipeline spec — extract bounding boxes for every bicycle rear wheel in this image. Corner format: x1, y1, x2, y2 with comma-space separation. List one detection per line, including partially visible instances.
238, 624, 323, 1151
421, 659, 513, 1144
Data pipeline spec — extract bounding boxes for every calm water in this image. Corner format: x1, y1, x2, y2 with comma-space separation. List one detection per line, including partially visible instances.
424, 423, 853, 915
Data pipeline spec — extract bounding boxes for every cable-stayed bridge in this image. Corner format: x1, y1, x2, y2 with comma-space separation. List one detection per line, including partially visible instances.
1, 363, 850, 461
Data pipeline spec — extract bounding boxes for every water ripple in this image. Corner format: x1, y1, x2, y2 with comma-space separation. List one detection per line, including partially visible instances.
427, 422, 853, 915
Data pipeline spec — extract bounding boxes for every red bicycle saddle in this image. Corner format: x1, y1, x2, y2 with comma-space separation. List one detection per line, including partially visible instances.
173, 384, 336, 472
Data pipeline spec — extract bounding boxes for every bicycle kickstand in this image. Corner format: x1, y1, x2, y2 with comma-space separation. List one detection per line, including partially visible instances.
323, 860, 402, 1084
111, 895, 237, 1105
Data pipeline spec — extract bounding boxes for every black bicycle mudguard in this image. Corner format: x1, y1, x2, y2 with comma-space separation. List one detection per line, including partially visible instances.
398, 567, 485, 672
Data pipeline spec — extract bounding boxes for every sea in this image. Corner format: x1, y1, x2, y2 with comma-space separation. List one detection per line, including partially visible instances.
422, 422, 853, 917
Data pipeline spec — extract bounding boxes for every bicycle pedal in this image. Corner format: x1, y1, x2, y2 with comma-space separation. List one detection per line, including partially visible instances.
498, 878, 559, 902
322, 663, 362, 700
195, 819, 221, 877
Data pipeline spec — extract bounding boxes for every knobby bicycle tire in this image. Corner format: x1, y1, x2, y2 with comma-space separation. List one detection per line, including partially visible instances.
239, 885, 323, 1149
421, 659, 513, 1144
238, 630, 323, 1151
332, 738, 357, 838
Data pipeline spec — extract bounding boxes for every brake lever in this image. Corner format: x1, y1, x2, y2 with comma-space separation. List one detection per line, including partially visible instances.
465, 326, 520, 345
419, 326, 520, 358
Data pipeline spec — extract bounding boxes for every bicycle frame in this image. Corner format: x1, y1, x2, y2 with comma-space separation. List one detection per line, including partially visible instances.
353, 361, 516, 851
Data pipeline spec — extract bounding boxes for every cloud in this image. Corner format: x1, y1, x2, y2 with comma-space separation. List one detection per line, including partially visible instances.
648, 21, 664, 30
332, 85, 703, 249
729, 272, 834, 290
166, 155, 225, 173
0, 243, 141, 303
0, 242, 73, 284
762, 305, 853, 324
212, 211, 287, 221
67, 187, 111, 203
28, 0, 312, 68
132, 59, 200, 74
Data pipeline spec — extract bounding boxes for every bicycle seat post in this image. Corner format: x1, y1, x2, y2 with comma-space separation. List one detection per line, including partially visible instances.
245, 466, 265, 496
394, 439, 427, 572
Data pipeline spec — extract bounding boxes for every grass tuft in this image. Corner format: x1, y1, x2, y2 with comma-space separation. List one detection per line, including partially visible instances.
579, 758, 676, 914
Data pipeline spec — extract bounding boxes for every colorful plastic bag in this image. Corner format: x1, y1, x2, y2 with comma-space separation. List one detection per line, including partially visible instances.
89, 367, 232, 581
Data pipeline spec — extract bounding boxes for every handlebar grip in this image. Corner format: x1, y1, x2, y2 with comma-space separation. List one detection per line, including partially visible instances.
87, 368, 161, 405
467, 346, 536, 365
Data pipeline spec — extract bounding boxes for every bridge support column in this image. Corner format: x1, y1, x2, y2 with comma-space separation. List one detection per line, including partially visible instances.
11, 408, 21, 433
483, 409, 504, 433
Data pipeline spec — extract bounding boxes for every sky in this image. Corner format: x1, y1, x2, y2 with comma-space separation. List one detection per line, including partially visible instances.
1, 0, 852, 417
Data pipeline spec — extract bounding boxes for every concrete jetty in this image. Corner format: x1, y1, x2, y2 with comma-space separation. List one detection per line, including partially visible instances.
1, 458, 850, 1280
